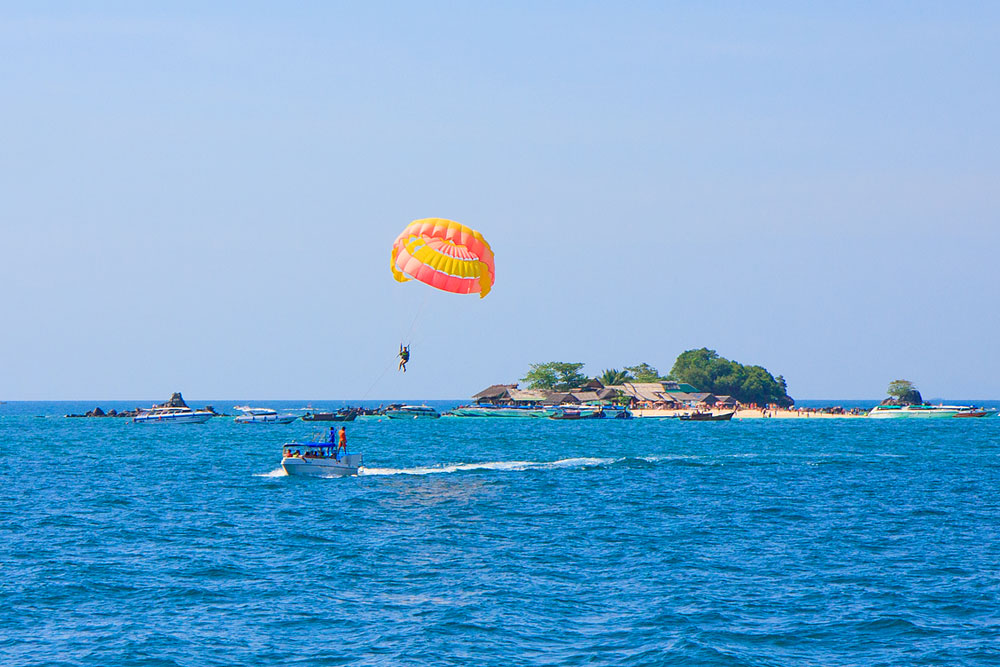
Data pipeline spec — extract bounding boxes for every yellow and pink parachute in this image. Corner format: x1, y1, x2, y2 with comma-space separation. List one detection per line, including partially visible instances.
390, 218, 495, 298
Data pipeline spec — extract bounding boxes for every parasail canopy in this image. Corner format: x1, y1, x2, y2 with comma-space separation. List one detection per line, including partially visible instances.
390, 218, 495, 298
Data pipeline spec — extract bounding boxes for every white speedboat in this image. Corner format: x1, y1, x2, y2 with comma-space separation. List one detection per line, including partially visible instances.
281, 442, 362, 477
868, 404, 990, 419
384, 405, 441, 419
234, 406, 297, 424
133, 406, 215, 424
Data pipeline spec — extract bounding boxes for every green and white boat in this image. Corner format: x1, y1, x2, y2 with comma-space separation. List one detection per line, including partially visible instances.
384, 405, 441, 419
447, 405, 555, 418
868, 404, 990, 419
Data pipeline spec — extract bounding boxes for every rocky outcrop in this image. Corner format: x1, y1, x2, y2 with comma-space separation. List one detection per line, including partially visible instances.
163, 392, 189, 408
67, 407, 141, 418
66, 392, 228, 418
68, 391, 194, 418
880, 389, 924, 406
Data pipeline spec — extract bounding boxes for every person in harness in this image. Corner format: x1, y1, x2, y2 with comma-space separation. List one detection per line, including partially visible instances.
398, 344, 410, 372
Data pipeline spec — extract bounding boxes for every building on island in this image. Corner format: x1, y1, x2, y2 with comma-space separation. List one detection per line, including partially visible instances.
469, 380, 730, 410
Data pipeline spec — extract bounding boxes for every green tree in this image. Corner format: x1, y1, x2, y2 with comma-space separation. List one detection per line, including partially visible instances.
623, 363, 661, 383
598, 368, 630, 385
522, 362, 588, 391
669, 348, 793, 407
886, 379, 922, 405
668, 349, 716, 391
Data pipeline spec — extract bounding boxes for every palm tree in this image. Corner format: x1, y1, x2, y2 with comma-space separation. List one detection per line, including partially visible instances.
598, 368, 630, 386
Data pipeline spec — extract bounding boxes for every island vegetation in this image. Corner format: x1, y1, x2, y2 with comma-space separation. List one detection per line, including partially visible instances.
883, 379, 923, 405
521, 362, 590, 391
668, 348, 793, 407
523, 348, 794, 407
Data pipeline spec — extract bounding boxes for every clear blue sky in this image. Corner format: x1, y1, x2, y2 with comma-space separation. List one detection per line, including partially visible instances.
2, 2, 998, 401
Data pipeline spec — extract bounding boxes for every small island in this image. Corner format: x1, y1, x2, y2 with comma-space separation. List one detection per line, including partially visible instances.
466, 349, 868, 418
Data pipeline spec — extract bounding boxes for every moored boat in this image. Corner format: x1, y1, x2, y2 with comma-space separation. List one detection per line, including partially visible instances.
447, 405, 554, 418
302, 409, 358, 422
234, 406, 297, 424
384, 405, 440, 419
951, 409, 990, 418
680, 411, 735, 422
549, 405, 603, 420
868, 404, 991, 419
599, 405, 633, 419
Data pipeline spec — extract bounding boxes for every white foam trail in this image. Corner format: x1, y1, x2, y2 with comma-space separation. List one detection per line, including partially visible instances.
255, 468, 287, 477
359, 456, 614, 477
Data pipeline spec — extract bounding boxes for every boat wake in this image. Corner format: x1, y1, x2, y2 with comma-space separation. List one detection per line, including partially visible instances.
257, 453, 817, 479
360, 457, 614, 476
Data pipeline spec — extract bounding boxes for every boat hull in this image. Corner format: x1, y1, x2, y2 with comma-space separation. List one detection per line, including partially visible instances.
281, 453, 362, 478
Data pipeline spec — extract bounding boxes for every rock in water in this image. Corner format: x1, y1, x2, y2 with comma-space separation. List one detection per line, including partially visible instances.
880, 389, 924, 406
164, 392, 189, 408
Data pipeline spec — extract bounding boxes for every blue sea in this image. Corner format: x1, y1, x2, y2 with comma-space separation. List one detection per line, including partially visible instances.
3, 400, 1000, 666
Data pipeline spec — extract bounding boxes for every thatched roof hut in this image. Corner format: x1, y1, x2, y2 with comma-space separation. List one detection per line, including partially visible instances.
616, 382, 681, 407
543, 392, 578, 406
668, 392, 716, 406
472, 384, 517, 401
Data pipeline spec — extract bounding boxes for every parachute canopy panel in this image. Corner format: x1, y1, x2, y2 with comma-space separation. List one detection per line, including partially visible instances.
391, 218, 495, 298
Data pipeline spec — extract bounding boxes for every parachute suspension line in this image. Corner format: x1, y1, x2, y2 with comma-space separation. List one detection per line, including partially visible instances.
401, 290, 430, 348
361, 352, 401, 401
361, 291, 430, 401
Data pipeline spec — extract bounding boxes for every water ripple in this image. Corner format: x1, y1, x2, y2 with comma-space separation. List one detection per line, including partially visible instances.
2, 410, 1000, 665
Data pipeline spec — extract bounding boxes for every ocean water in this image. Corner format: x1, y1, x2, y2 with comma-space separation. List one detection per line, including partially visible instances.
2, 402, 1000, 666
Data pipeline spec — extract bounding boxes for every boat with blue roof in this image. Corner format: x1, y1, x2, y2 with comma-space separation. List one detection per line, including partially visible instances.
281, 428, 363, 477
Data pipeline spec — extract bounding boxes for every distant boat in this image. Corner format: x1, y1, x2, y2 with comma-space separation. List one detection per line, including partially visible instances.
679, 411, 735, 422
384, 405, 440, 419
549, 405, 602, 420
598, 405, 632, 419
234, 406, 298, 424
868, 405, 990, 419
133, 406, 214, 424
447, 405, 554, 418
302, 409, 357, 422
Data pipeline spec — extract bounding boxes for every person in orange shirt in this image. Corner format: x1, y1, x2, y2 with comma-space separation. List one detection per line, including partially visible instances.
336, 426, 347, 458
